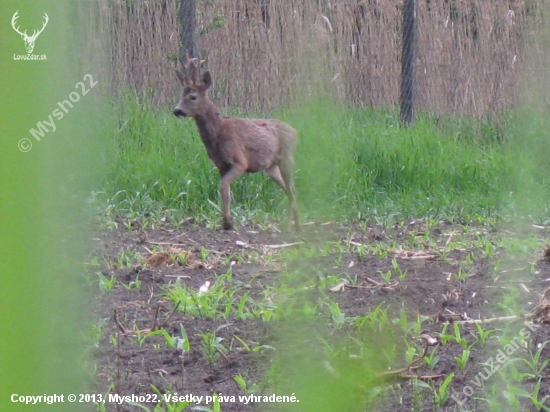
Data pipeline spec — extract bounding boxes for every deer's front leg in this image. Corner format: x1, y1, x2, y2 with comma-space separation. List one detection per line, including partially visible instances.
219, 164, 246, 230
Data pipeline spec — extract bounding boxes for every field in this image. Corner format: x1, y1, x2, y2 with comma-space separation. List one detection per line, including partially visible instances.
4, 2, 550, 412
84, 101, 550, 412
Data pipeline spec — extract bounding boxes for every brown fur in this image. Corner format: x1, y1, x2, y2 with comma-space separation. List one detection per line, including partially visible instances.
173, 59, 300, 231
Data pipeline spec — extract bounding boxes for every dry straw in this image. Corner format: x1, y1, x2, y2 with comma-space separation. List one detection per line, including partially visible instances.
98, 0, 543, 117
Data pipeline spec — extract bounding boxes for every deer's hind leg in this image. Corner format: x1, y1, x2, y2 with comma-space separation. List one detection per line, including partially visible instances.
264, 165, 287, 191
264, 165, 297, 231
274, 160, 300, 232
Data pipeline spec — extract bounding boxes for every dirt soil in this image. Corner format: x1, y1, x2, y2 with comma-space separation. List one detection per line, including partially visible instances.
90, 220, 550, 412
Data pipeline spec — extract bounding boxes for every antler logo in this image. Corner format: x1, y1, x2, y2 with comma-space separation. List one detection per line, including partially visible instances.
11, 11, 49, 54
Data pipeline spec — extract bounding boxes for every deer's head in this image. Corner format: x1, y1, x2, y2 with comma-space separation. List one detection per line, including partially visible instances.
173, 57, 212, 118
11, 11, 49, 54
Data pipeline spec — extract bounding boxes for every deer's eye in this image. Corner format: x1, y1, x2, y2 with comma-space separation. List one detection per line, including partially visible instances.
190, 95, 197, 101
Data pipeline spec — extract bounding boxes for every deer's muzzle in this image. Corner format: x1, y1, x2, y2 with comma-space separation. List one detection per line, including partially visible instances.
173, 108, 187, 118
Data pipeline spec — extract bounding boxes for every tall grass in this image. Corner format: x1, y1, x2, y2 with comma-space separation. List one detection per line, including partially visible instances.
97, 0, 541, 116
98, 93, 550, 227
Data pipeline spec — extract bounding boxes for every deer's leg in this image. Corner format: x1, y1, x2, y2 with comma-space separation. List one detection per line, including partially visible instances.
278, 159, 300, 232
219, 164, 246, 230
265, 165, 296, 231
264, 165, 287, 191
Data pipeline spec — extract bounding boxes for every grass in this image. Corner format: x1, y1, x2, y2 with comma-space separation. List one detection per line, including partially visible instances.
95, 93, 550, 229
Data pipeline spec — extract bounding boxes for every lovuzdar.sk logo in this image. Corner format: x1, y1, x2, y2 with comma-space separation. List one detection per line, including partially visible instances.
11, 10, 49, 61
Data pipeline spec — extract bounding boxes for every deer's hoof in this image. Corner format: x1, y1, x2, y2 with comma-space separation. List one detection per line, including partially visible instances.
222, 220, 234, 231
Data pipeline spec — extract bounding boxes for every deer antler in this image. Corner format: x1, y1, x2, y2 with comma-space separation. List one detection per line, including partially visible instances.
189, 58, 200, 84
181, 53, 194, 85
30, 13, 49, 40
11, 11, 27, 37
176, 54, 207, 87
183, 53, 205, 85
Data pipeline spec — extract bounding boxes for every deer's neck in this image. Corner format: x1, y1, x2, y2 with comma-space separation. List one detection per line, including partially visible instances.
194, 99, 223, 147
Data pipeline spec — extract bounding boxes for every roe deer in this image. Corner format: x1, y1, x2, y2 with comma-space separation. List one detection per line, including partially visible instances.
173, 57, 300, 231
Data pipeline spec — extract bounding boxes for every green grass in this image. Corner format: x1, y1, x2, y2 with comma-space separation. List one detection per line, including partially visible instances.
96, 93, 550, 227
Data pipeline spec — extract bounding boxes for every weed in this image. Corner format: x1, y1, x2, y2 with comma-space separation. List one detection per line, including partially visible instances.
233, 374, 258, 394
97, 272, 116, 292
198, 331, 227, 368
454, 267, 469, 282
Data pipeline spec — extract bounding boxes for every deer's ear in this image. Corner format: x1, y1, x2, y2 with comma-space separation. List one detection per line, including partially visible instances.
175, 70, 185, 85
201, 71, 212, 90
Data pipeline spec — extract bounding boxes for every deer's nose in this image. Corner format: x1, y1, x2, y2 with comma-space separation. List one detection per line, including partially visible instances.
173, 108, 186, 118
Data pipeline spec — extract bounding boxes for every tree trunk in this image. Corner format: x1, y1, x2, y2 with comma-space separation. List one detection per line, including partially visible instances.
178, 0, 197, 60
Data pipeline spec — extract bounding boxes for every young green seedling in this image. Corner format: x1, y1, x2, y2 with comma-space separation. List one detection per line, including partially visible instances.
327, 300, 346, 328
134, 327, 147, 347
470, 322, 495, 347
432, 372, 454, 410
200, 246, 209, 263
453, 323, 469, 348
515, 340, 550, 379
415, 372, 454, 410
235, 292, 252, 320
413, 314, 431, 336
502, 384, 528, 409
233, 374, 258, 394
198, 331, 226, 368
150, 385, 191, 412
423, 347, 440, 370
192, 393, 221, 412
411, 379, 430, 412
145, 328, 175, 348
523, 379, 550, 411
356, 243, 369, 261
455, 348, 470, 370
373, 243, 388, 259
454, 267, 469, 282
98, 272, 116, 292
405, 343, 418, 364
380, 270, 393, 284
393, 309, 409, 334
438, 323, 454, 345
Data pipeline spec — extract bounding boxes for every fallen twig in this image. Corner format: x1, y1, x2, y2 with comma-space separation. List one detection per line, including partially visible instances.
398, 374, 442, 381
377, 345, 429, 380
365, 277, 399, 291
216, 347, 233, 365
265, 242, 302, 249
113, 301, 181, 335
453, 315, 520, 325
147, 241, 187, 247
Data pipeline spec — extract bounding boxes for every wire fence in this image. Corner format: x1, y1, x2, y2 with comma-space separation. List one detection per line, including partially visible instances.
97, 0, 544, 117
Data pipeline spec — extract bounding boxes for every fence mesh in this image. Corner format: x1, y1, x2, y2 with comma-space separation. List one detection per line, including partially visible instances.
97, 0, 544, 116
